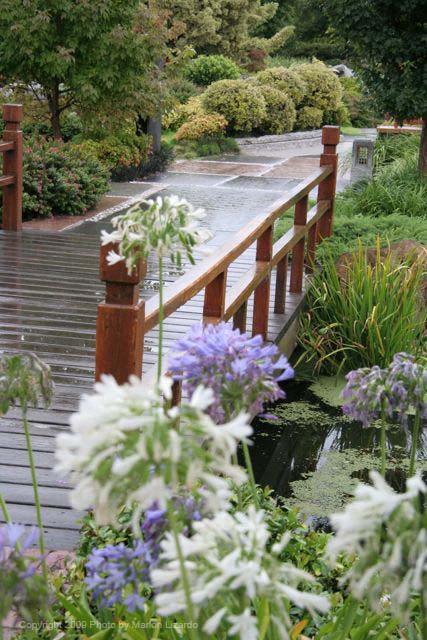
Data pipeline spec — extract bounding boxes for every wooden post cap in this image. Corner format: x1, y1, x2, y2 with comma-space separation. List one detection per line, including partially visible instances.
100, 242, 147, 284
321, 125, 340, 146
2, 104, 23, 123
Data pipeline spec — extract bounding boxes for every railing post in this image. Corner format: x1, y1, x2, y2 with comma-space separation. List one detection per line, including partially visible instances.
306, 225, 317, 273
233, 301, 248, 333
203, 270, 227, 324
274, 255, 288, 314
2, 104, 23, 231
95, 242, 146, 384
316, 125, 340, 240
290, 196, 308, 293
252, 225, 273, 339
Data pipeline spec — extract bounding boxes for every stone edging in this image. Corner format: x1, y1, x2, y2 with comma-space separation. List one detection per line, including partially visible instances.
236, 130, 323, 146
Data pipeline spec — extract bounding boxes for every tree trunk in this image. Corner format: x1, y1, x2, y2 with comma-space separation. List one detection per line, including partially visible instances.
419, 117, 427, 178
147, 116, 162, 153
47, 83, 62, 140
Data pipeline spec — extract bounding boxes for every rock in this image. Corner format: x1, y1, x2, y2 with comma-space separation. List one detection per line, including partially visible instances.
330, 63, 354, 78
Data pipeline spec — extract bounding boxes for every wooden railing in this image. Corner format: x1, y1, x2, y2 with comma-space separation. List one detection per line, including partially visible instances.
95, 125, 340, 384
0, 104, 23, 231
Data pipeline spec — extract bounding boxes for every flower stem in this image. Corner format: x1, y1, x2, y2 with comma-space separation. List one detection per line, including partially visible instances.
167, 503, 197, 640
0, 492, 11, 523
242, 441, 259, 507
421, 578, 427, 640
409, 411, 421, 477
157, 255, 164, 383
23, 408, 48, 582
380, 406, 387, 477
380, 420, 386, 478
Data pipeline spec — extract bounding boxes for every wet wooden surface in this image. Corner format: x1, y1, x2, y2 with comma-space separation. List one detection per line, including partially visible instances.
0, 228, 306, 549
0, 148, 326, 550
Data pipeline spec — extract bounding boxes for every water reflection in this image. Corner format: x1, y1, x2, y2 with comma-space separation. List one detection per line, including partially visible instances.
249, 380, 427, 500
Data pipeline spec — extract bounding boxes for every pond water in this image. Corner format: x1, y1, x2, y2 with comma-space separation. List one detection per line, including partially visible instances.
247, 377, 427, 520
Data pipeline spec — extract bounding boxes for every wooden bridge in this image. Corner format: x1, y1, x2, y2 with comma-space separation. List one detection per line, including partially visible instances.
0, 104, 339, 549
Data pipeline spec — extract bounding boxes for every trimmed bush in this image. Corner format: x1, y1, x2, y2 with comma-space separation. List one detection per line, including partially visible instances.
175, 114, 228, 142
297, 106, 323, 130
323, 103, 351, 126
296, 62, 343, 112
186, 55, 241, 86
255, 67, 306, 106
163, 96, 204, 131
257, 86, 296, 134
176, 136, 239, 159
202, 79, 266, 134
110, 145, 173, 182
16, 139, 109, 220
72, 133, 152, 172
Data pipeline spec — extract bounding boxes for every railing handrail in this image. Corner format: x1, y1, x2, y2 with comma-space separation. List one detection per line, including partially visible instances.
95, 125, 341, 384
143, 165, 332, 332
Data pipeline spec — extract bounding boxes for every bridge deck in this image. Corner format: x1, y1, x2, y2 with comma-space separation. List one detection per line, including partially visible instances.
0, 225, 306, 549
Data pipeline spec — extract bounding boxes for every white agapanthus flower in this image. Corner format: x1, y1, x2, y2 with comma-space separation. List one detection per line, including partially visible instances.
55, 375, 251, 532
150, 505, 330, 639
327, 471, 427, 618
101, 195, 213, 273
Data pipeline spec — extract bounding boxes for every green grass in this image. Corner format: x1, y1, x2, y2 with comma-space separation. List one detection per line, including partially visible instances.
341, 125, 364, 136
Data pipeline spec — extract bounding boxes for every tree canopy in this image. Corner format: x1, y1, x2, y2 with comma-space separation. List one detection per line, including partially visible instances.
161, 0, 292, 60
0, 1, 163, 138
326, 0, 427, 174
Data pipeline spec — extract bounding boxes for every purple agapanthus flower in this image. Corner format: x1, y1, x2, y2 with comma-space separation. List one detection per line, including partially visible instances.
85, 541, 148, 611
85, 496, 204, 612
342, 353, 427, 428
85, 503, 167, 611
342, 365, 388, 426
385, 353, 427, 425
0, 523, 46, 622
168, 322, 294, 423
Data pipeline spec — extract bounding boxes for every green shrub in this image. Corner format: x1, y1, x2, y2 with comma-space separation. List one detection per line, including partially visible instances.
176, 136, 239, 159
297, 240, 427, 375
175, 113, 228, 141
318, 212, 427, 263
297, 106, 323, 130
168, 77, 200, 104
296, 62, 343, 112
110, 145, 173, 182
60, 111, 83, 141
373, 133, 421, 168
163, 96, 204, 131
202, 79, 266, 134
186, 55, 241, 86
340, 77, 379, 128
322, 103, 351, 126
255, 67, 306, 106
72, 132, 152, 172
350, 155, 427, 218
257, 86, 296, 134
14, 139, 109, 220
